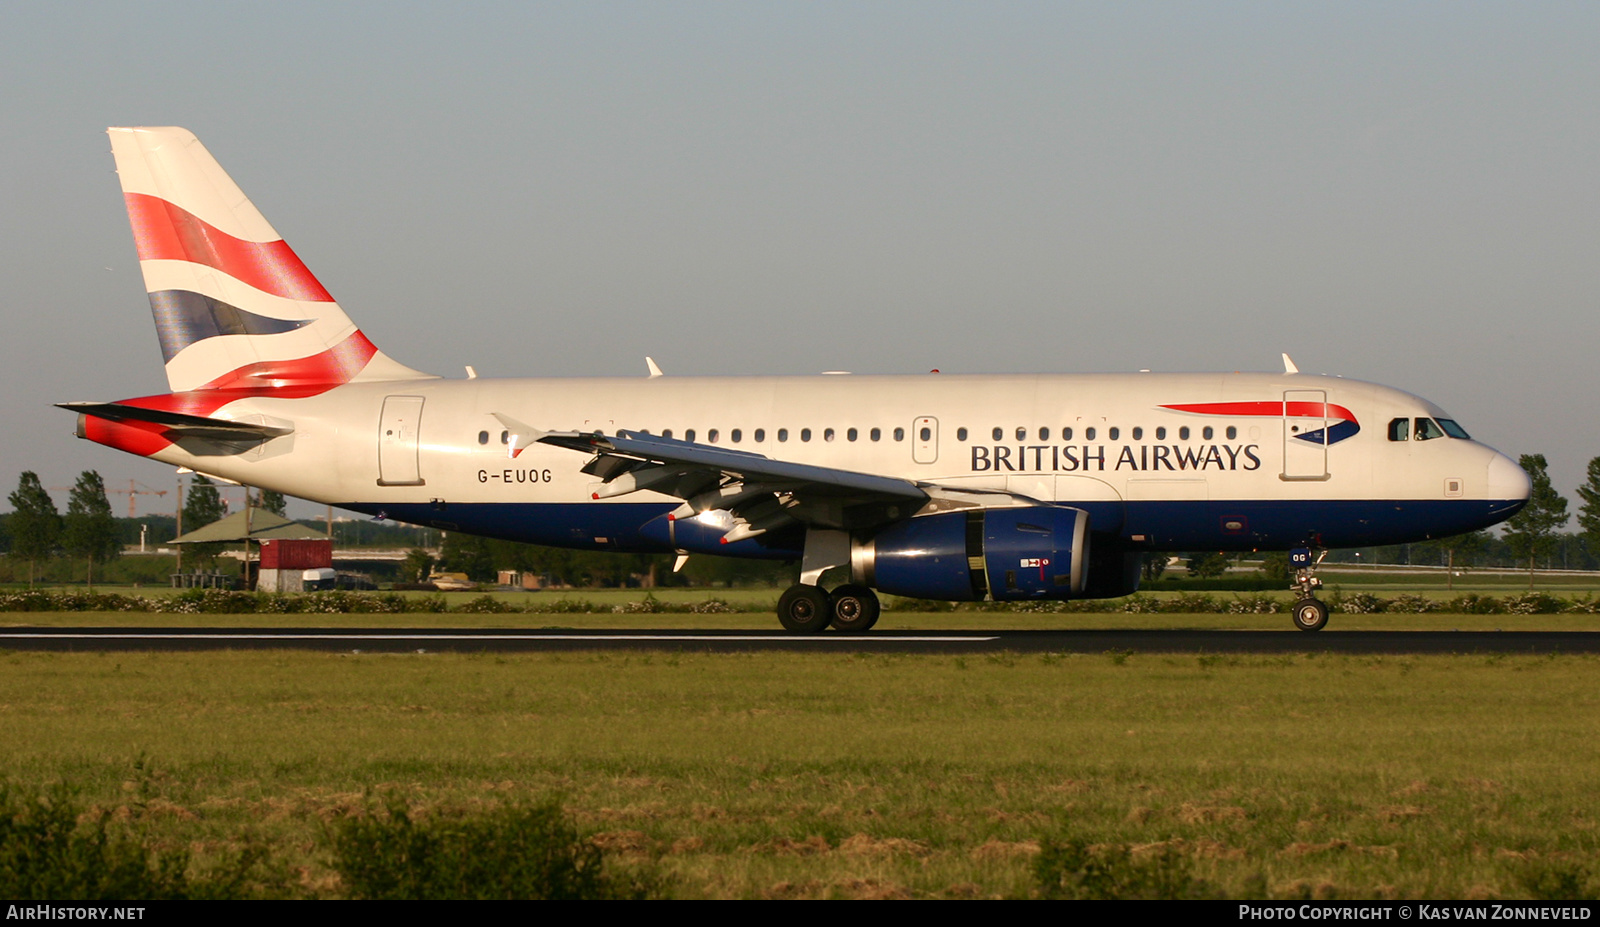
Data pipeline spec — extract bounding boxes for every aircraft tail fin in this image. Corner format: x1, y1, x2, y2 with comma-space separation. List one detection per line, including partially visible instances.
107, 127, 433, 393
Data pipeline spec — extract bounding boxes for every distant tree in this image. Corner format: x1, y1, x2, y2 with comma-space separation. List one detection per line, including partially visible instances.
1441, 529, 1491, 590
8, 471, 61, 587
1140, 552, 1169, 583
438, 532, 495, 582
63, 471, 120, 591
1257, 552, 1289, 582
1577, 456, 1600, 554
1186, 552, 1230, 580
256, 489, 288, 518
182, 476, 228, 569
1502, 454, 1568, 588
676, 552, 789, 589
401, 548, 434, 584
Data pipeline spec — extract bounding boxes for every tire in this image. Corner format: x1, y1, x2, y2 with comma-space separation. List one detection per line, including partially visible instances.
777, 584, 832, 634
1292, 597, 1329, 632
829, 584, 881, 632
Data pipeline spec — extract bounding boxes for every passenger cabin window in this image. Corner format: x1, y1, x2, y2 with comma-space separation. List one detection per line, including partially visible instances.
685, 429, 696, 442
1016, 427, 1027, 441
730, 429, 741, 443
1085, 427, 1096, 440
1131, 427, 1142, 440
1202, 426, 1214, 440
754, 428, 765, 442
801, 428, 812, 442
708, 429, 720, 443
1388, 418, 1409, 441
955, 427, 967, 441
1155, 426, 1166, 440
1109, 427, 1120, 440
847, 427, 858, 441
500, 430, 509, 445
1040, 427, 1050, 440
478, 431, 489, 445
992, 427, 1003, 441
777, 428, 788, 442
871, 427, 881, 441
1062, 427, 1072, 441
1226, 426, 1237, 440
824, 428, 836, 442
894, 428, 905, 441
1415, 418, 1446, 441
1179, 426, 1190, 440
662, 429, 673, 439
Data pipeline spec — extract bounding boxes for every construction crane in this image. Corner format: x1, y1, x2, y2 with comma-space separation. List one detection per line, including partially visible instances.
50, 479, 170, 518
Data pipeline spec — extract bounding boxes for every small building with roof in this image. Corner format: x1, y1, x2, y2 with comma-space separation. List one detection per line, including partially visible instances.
171, 510, 332, 591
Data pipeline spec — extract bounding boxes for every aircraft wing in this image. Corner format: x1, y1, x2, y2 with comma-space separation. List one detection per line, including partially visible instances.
534, 427, 929, 543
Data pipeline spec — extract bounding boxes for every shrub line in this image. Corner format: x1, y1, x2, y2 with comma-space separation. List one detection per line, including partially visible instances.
0, 589, 1595, 615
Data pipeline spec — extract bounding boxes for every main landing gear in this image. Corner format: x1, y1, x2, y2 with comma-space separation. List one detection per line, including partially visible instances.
1289, 547, 1329, 632
777, 584, 881, 634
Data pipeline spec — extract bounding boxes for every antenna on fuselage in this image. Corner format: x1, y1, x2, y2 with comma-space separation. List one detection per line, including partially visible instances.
1281, 353, 1299, 375
646, 357, 664, 378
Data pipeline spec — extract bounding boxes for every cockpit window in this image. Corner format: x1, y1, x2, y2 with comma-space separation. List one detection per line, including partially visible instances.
1436, 419, 1471, 439
1414, 418, 1446, 441
1388, 418, 1409, 441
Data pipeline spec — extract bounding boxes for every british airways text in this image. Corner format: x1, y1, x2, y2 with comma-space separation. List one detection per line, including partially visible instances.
971, 443, 1263, 473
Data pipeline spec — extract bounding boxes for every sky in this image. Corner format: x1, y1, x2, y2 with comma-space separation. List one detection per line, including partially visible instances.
2, 2, 1596, 523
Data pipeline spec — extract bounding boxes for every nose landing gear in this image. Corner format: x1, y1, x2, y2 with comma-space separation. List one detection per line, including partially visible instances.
1289, 548, 1329, 632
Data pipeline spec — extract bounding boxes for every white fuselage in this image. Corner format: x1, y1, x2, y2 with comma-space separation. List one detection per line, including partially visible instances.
102, 369, 1528, 557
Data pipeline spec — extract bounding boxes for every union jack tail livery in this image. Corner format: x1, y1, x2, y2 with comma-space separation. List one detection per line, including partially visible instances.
108, 127, 430, 392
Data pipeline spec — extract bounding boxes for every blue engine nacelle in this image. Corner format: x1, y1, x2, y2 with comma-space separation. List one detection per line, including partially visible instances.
852, 506, 1090, 601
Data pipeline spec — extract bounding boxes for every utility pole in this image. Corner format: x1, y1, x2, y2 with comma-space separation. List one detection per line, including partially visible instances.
244, 487, 254, 590
174, 474, 184, 575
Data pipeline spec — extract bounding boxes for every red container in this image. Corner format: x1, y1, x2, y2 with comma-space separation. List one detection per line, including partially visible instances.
260, 538, 333, 570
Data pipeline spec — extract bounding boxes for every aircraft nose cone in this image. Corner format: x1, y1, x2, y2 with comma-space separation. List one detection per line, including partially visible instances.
1486, 452, 1532, 510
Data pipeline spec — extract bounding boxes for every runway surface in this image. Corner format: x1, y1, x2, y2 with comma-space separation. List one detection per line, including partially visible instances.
1, 627, 1596, 654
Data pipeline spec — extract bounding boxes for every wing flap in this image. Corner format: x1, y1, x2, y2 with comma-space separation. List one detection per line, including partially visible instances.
534, 428, 929, 541
540, 430, 929, 502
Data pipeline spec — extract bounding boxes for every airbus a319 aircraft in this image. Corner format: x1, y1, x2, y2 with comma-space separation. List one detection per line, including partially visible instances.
63, 127, 1531, 633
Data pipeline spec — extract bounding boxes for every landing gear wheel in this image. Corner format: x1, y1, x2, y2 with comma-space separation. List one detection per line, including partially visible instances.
1292, 598, 1329, 632
829, 584, 881, 633
777, 584, 832, 634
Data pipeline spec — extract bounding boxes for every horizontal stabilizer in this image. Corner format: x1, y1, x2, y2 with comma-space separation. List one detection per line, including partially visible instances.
57, 402, 293, 440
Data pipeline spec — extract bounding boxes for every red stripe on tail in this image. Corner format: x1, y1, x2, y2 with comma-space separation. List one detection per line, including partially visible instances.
78, 332, 378, 457
199, 331, 379, 392
124, 193, 335, 303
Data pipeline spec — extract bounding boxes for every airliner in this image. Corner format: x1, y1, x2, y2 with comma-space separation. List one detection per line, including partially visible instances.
62, 127, 1531, 633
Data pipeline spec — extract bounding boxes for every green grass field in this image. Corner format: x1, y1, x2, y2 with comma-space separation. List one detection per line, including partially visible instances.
1, 647, 1597, 898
